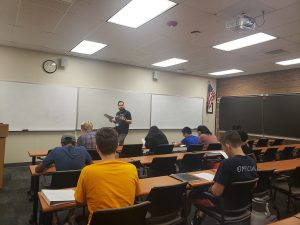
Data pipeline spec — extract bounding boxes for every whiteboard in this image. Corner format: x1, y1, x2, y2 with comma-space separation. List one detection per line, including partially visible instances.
77, 88, 151, 129
0, 81, 77, 131
151, 94, 204, 129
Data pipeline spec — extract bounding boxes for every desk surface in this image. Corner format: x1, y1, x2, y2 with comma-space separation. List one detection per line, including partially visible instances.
38, 170, 215, 213
253, 144, 300, 153
257, 158, 300, 173
268, 215, 300, 225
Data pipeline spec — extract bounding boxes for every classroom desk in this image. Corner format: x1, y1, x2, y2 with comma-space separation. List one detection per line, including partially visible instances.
253, 144, 300, 153
268, 215, 300, 225
257, 158, 300, 173
37, 170, 216, 225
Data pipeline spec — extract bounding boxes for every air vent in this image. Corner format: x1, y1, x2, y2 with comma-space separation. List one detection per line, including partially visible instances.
265, 49, 288, 55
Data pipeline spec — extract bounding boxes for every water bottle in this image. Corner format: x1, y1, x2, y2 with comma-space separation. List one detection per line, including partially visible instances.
251, 198, 276, 225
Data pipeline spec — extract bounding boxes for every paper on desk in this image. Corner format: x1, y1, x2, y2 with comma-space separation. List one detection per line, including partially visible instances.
208, 151, 228, 159
194, 172, 215, 181
141, 138, 145, 145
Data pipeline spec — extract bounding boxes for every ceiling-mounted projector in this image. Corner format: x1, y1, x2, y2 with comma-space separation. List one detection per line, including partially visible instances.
226, 14, 256, 32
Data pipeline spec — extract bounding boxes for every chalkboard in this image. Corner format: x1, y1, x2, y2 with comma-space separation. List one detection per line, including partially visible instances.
0, 81, 77, 131
151, 94, 204, 129
77, 88, 151, 129
264, 94, 300, 138
219, 96, 262, 134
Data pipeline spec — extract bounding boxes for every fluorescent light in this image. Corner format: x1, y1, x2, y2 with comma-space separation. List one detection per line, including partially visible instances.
213, 32, 276, 51
71, 40, 107, 55
107, 0, 177, 28
209, 69, 244, 76
276, 58, 300, 65
152, 58, 188, 67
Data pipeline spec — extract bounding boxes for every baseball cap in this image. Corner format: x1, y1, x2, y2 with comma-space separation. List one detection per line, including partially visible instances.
61, 133, 76, 144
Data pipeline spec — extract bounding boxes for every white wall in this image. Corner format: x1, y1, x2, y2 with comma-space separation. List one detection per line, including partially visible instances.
0, 46, 216, 163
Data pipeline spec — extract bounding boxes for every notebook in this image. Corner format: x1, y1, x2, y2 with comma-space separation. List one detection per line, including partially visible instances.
170, 173, 201, 182
41, 189, 75, 206
193, 172, 215, 181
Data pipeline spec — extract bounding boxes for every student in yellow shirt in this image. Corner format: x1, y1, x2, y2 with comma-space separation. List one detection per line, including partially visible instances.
75, 127, 140, 224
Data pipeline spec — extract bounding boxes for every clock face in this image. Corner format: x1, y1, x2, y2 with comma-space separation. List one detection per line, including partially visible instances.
43, 60, 57, 73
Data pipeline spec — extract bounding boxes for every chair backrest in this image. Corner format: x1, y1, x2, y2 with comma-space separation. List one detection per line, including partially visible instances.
90, 201, 151, 225
148, 156, 177, 177
262, 148, 278, 162
153, 144, 174, 155
288, 167, 300, 188
247, 140, 254, 148
206, 143, 222, 151
279, 146, 295, 160
256, 138, 269, 147
187, 144, 204, 152
50, 170, 81, 189
147, 182, 187, 217
130, 160, 143, 169
271, 139, 284, 146
181, 153, 205, 172
223, 178, 258, 212
253, 149, 262, 162
87, 150, 101, 160
254, 169, 275, 195
120, 144, 143, 158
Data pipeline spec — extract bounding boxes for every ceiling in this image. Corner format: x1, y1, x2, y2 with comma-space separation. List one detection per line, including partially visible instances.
1, 0, 300, 78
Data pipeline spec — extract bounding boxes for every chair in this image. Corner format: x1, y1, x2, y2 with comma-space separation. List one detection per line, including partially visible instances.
271, 167, 300, 212
271, 139, 284, 146
254, 169, 275, 196
206, 143, 222, 151
256, 138, 269, 147
119, 144, 143, 158
261, 148, 278, 162
87, 150, 101, 160
146, 182, 188, 225
180, 153, 205, 172
148, 156, 177, 177
279, 146, 295, 160
130, 160, 145, 178
50, 170, 81, 189
187, 144, 204, 152
247, 140, 254, 149
253, 149, 262, 162
194, 178, 258, 225
90, 201, 151, 225
153, 144, 174, 155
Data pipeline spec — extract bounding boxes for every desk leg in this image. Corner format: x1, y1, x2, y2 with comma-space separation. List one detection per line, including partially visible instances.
29, 175, 39, 225
39, 210, 52, 225
28, 156, 36, 198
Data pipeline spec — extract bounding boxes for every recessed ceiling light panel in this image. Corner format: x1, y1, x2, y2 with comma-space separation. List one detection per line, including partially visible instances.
107, 0, 177, 28
71, 40, 107, 55
276, 58, 300, 65
152, 58, 188, 67
209, 69, 244, 76
213, 32, 276, 51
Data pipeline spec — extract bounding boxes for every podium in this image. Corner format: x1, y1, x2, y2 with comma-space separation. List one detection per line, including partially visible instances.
0, 124, 9, 189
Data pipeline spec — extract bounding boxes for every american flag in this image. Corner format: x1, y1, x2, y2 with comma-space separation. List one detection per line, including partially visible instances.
207, 83, 216, 109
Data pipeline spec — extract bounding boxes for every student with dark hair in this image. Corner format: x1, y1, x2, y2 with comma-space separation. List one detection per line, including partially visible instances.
35, 133, 92, 173
238, 130, 253, 155
174, 126, 199, 148
145, 126, 169, 153
197, 125, 218, 149
232, 124, 242, 131
75, 127, 140, 225
190, 130, 257, 224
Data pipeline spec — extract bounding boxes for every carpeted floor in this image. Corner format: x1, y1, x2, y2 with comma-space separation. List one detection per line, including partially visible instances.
0, 165, 299, 225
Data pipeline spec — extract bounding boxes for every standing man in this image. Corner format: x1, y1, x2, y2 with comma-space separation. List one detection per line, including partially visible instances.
111, 100, 132, 145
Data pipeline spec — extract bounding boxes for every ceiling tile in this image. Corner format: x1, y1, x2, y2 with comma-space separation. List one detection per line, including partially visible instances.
0, 0, 19, 25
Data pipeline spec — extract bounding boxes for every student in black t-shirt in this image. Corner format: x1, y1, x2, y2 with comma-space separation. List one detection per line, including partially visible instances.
190, 130, 257, 224
111, 101, 132, 145
145, 126, 169, 153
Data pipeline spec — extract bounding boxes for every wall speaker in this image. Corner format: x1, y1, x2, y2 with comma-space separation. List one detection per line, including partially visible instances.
153, 71, 159, 81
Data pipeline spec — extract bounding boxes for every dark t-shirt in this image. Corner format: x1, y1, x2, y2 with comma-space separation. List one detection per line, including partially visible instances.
145, 132, 169, 152
214, 155, 257, 191
42, 146, 92, 171
115, 109, 132, 134
242, 144, 253, 155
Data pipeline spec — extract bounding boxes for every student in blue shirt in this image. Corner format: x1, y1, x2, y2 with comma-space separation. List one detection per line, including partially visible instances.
173, 127, 200, 148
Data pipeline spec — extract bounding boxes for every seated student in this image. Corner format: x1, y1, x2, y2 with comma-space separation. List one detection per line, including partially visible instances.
75, 127, 140, 225
145, 126, 169, 153
174, 127, 199, 148
232, 124, 242, 131
190, 130, 257, 224
35, 134, 92, 173
197, 125, 218, 149
77, 121, 96, 151
238, 130, 253, 156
